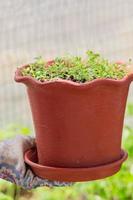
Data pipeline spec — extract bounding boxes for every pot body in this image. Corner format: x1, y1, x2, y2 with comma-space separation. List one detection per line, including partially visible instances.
26, 80, 129, 168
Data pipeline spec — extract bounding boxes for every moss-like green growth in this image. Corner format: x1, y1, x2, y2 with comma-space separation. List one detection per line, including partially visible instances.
22, 51, 128, 83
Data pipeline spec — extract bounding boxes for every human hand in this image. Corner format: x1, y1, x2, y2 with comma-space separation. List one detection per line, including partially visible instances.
0, 135, 72, 189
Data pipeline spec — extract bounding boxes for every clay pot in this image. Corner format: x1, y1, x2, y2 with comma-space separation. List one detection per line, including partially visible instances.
24, 148, 127, 182
15, 64, 133, 182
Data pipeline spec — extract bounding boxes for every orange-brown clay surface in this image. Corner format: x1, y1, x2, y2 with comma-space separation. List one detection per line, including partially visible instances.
15, 64, 133, 181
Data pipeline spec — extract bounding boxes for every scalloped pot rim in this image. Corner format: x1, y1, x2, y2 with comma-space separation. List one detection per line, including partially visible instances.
15, 64, 133, 87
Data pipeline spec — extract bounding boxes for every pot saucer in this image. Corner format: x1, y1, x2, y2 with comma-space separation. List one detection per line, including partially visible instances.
24, 148, 128, 182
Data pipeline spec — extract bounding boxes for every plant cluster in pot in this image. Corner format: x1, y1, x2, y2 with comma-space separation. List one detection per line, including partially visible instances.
15, 51, 133, 182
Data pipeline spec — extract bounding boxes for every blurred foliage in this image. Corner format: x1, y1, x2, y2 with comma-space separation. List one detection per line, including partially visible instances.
0, 104, 133, 200
0, 124, 31, 141
126, 103, 133, 116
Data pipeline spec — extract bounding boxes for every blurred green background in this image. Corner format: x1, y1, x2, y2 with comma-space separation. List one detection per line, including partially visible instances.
0, 103, 133, 200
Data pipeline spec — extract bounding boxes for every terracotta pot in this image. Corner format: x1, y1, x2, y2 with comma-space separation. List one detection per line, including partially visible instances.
24, 147, 127, 182
15, 64, 133, 181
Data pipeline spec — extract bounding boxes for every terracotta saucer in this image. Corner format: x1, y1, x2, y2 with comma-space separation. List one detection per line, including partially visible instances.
24, 148, 128, 182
